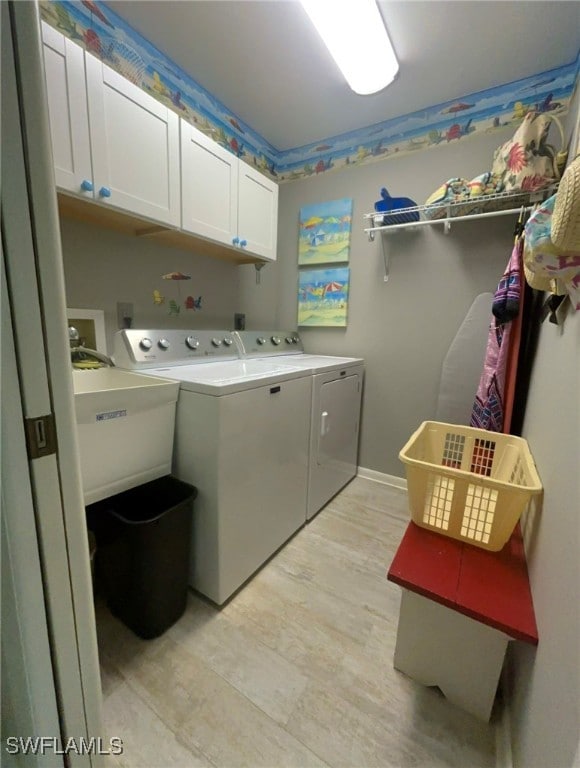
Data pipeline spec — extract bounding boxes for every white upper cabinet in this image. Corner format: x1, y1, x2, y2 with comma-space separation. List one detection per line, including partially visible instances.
181, 120, 278, 261
41, 22, 93, 196
238, 163, 278, 261
85, 55, 180, 227
181, 121, 238, 246
41, 23, 277, 259
42, 24, 179, 227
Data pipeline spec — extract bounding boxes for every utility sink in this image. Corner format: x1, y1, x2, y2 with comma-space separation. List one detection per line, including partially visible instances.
72, 368, 179, 505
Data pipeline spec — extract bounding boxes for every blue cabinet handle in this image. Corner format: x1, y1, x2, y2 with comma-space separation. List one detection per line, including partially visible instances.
80, 179, 94, 192
99, 186, 111, 198
239, 239, 247, 248
232, 237, 240, 246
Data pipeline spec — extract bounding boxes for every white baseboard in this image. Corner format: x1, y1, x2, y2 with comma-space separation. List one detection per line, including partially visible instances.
357, 466, 407, 491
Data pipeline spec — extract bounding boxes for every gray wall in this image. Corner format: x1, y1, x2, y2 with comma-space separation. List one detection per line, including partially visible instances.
509, 90, 580, 768
60, 217, 241, 352
511, 303, 580, 768
240, 125, 521, 476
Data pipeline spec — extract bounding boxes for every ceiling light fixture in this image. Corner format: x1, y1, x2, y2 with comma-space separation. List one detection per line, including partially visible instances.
300, 0, 398, 96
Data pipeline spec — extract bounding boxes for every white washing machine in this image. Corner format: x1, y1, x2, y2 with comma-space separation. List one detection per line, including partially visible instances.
114, 329, 312, 604
234, 331, 364, 520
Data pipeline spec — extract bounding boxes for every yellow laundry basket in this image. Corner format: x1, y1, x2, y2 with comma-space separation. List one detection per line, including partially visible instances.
399, 421, 543, 551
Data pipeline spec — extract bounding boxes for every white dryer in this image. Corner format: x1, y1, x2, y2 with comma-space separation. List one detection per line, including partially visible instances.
234, 331, 364, 519
114, 329, 312, 604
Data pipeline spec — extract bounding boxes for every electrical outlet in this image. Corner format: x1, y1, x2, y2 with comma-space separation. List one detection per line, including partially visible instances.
234, 313, 246, 330
117, 302, 134, 329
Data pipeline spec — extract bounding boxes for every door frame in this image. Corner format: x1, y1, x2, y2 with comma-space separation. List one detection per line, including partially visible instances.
2, 3, 103, 764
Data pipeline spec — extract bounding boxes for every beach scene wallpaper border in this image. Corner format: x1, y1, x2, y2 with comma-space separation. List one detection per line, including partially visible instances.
41, 1, 578, 183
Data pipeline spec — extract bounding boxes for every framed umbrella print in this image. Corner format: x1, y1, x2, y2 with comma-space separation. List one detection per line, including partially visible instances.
298, 198, 353, 265
298, 267, 350, 327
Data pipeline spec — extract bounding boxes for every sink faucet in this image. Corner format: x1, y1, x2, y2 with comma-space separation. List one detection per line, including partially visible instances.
69, 325, 114, 367
71, 347, 115, 367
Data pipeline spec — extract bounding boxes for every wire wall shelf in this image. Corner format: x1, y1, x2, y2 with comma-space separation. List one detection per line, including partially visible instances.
363, 185, 556, 281
363, 186, 556, 239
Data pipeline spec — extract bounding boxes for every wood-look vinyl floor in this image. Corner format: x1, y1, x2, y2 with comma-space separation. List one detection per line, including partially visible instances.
96, 477, 497, 768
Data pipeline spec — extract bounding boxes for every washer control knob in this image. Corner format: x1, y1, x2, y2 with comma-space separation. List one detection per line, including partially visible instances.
158, 338, 170, 350
292, 336, 300, 344
257, 337, 267, 345
271, 336, 282, 345
186, 336, 199, 350
285, 336, 294, 344
223, 337, 234, 346
139, 337, 153, 351
211, 337, 222, 347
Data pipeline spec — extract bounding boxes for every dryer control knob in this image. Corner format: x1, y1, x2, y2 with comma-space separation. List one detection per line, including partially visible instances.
211, 337, 222, 347
186, 336, 199, 350
257, 337, 266, 345
223, 337, 234, 346
139, 337, 153, 351
271, 336, 282, 345
158, 338, 170, 350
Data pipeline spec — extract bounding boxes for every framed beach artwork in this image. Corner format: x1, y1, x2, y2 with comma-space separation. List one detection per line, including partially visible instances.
298, 267, 350, 327
298, 198, 353, 265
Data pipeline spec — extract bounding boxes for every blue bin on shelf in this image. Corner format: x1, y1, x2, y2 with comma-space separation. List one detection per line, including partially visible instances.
374, 187, 420, 226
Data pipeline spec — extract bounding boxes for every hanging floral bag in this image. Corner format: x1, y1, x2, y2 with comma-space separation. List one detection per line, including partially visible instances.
492, 112, 566, 193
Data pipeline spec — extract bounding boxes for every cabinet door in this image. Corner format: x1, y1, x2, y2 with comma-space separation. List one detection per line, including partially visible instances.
41, 22, 93, 197
237, 163, 278, 261
85, 54, 180, 226
180, 121, 238, 246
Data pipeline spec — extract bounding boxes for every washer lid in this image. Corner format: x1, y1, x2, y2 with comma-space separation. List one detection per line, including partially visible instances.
266, 354, 364, 373
143, 359, 311, 395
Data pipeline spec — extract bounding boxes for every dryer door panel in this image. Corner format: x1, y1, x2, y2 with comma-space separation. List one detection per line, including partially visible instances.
318, 374, 360, 467
309, 369, 363, 518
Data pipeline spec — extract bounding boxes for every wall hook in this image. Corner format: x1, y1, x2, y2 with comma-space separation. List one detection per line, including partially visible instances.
255, 262, 266, 285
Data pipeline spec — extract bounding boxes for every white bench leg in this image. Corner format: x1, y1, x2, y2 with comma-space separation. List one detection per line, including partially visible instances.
394, 590, 509, 721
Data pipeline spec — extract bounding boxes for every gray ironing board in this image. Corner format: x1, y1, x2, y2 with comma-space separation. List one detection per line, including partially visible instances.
435, 293, 493, 425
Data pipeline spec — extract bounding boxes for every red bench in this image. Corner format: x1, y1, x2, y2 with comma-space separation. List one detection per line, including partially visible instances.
387, 522, 537, 720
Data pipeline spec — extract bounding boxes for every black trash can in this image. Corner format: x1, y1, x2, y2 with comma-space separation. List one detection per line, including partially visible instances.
93, 476, 197, 639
